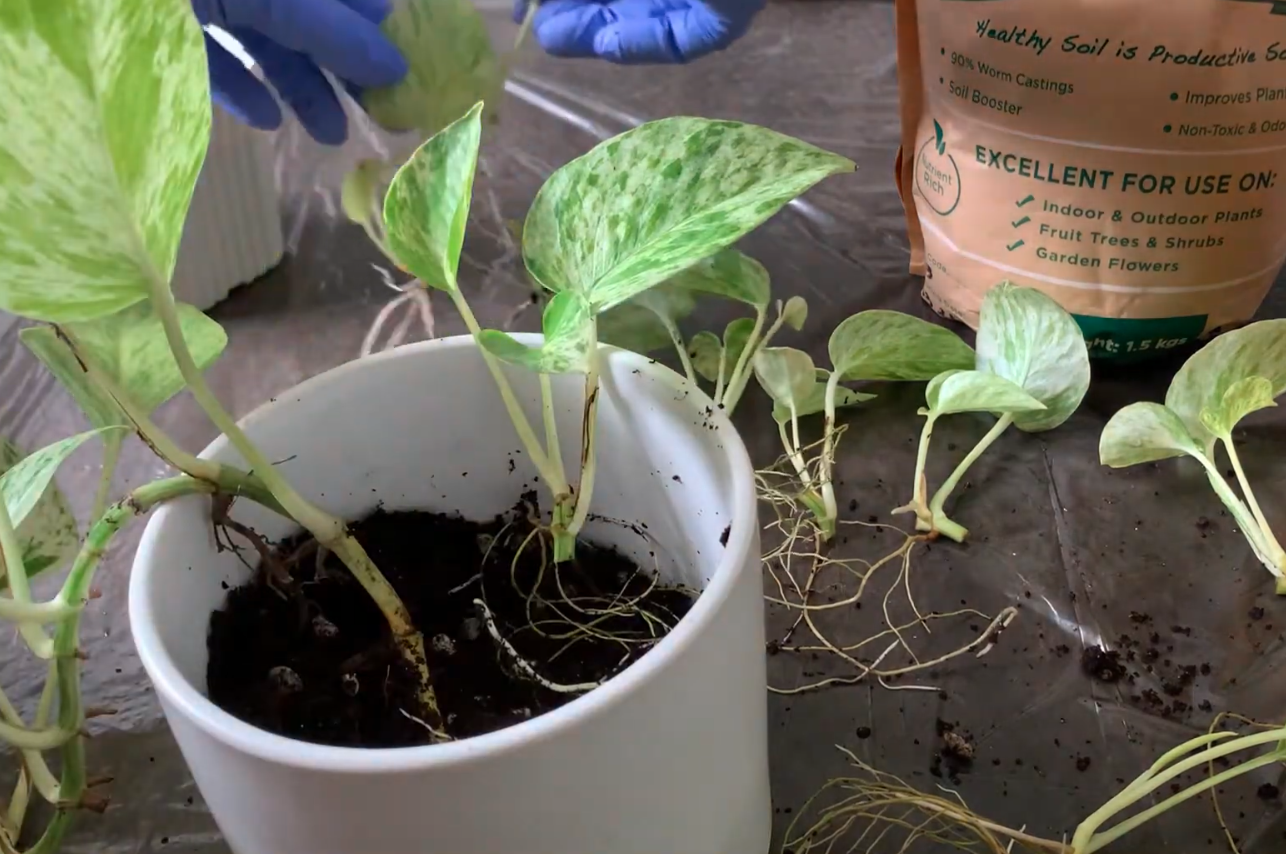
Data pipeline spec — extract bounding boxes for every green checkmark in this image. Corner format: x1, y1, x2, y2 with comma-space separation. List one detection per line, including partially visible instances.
1012, 216, 1031, 228
1006, 239, 1025, 251
1015, 195, 1034, 207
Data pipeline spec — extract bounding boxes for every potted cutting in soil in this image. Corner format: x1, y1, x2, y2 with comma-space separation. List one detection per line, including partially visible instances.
0, 2, 855, 853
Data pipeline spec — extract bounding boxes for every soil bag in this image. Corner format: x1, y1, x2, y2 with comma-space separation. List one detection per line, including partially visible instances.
894, 0, 1286, 359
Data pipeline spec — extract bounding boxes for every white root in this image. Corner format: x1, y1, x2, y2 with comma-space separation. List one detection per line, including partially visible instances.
474, 599, 602, 694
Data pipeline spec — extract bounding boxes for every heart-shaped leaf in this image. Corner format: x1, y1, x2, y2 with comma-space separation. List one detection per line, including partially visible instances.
21, 303, 227, 428
829, 311, 974, 382
1, 430, 117, 533
1199, 376, 1278, 439
383, 102, 484, 293
0, 0, 211, 323
753, 347, 817, 416
688, 332, 723, 382
781, 296, 808, 332
975, 282, 1090, 433
772, 369, 874, 425
1166, 319, 1286, 453
597, 304, 672, 355
666, 249, 771, 309
1099, 402, 1204, 468
523, 118, 853, 312
478, 291, 594, 374
341, 159, 386, 227
0, 438, 79, 586
361, 0, 499, 136
926, 369, 1046, 416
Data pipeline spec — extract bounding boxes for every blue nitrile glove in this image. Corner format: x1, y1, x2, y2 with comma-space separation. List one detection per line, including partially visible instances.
514, 0, 764, 64
194, 0, 409, 145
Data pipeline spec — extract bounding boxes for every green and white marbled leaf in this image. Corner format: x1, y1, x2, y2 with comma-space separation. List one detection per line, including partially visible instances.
925, 369, 1046, 417
1099, 402, 1204, 468
523, 118, 853, 311
0, 0, 210, 322
780, 296, 808, 332
723, 317, 756, 371
975, 282, 1090, 433
666, 249, 771, 309
828, 310, 974, 382
772, 369, 874, 425
21, 302, 227, 428
383, 103, 484, 293
0, 438, 78, 585
598, 283, 696, 355
1199, 375, 1278, 439
1166, 319, 1286, 454
478, 291, 594, 374
361, 0, 499, 135
753, 347, 816, 414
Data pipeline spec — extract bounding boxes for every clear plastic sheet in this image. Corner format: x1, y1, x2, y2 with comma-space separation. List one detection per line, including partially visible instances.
1, 2, 1284, 851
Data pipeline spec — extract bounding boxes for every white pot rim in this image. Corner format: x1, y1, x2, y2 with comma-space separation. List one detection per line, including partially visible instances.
130, 334, 758, 773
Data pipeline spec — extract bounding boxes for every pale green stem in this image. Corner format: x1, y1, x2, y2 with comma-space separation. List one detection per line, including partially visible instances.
817, 372, 844, 534
780, 417, 813, 489
561, 339, 601, 560
145, 275, 440, 723
1193, 452, 1284, 591
0, 677, 59, 804
1082, 752, 1285, 854
713, 344, 728, 404
448, 287, 567, 496
0, 598, 78, 623
896, 412, 937, 528
89, 432, 122, 524
0, 492, 53, 658
663, 318, 697, 386
539, 373, 565, 484
927, 413, 1015, 543
1222, 436, 1286, 576
1072, 728, 1286, 853
720, 306, 768, 413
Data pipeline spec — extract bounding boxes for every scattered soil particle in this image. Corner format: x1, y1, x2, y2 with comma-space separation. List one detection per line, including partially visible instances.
207, 504, 693, 748
1258, 783, 1280, 801
1075, 756, 1092, 772
929, 719, 974, 784
1249, 606, 1266, 621
719, 524, 731, 547
1129, 611, 1152, 624
855, 726, 872, 739
1082, 646, 1125, 683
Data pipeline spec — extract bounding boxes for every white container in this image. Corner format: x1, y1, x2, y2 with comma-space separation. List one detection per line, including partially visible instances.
170, 106, 283, 311
130, 335, 769, 854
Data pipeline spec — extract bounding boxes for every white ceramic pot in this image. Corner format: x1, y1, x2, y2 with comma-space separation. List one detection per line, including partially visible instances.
130, 335, 769, 854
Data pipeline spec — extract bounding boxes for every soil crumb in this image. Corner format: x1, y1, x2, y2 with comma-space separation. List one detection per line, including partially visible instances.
1081, 645, 1125, 683
206, 503, 694, 748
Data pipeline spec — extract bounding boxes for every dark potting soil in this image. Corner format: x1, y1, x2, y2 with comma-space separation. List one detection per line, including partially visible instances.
205, 500, 695, 748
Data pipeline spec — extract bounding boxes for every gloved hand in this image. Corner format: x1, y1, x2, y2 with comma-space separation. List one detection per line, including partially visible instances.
515, 0, 764, 64
195, 0, 409, 145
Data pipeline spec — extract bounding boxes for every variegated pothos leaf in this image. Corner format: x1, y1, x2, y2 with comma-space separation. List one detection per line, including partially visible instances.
523, 118, 853, 312
0, 438, 79, 585
828, 311, 974, 382
383, 103, 484, 292
0, 0, 211, 322
478, 291, 594, 374
361, 0, 499, 135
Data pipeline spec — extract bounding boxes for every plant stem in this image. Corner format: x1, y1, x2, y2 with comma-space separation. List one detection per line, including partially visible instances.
720, 305, 768, 414
1222, 436, 1286, 585
560, 340, 601, 561
1194, 453, 1284, 589
448, 287, 567, 495
0, 679, 59, 803
663, 318, 696, 386
0, 492, 53, 658
89, 432, 122, 524
0, 598, 78, 623
817, 372, 845, 537
779, 419, 813, 489
1071, 728, 1286, 853
927, 413, 1015, 543
539, 373, 565, 483
714, 344, 727, 404
144, 275, 441, 725
895, 412, 937, 529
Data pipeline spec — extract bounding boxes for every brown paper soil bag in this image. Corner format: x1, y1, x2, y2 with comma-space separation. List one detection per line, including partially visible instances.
895, 0, 1286, 359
